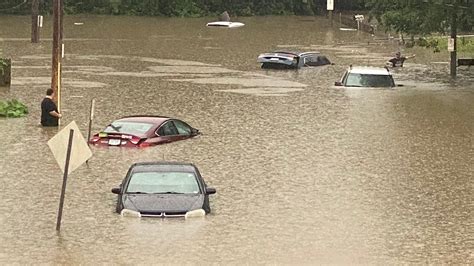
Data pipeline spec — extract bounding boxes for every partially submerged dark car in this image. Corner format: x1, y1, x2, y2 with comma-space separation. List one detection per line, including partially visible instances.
257, 51, 331, 69
112, 161, 216, 218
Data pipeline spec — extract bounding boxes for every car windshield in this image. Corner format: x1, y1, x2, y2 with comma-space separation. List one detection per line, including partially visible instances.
104, 121, 153, 135
345, 73, 394, 87
126, 171, 200, 194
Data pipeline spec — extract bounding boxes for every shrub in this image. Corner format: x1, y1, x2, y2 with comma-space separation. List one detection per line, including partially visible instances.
0, 99, 29, 118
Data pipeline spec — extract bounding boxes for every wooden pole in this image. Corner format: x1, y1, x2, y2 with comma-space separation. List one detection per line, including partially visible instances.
56, 129, 74, 232
31, 0, 39, 43
450, 1, 458, 78
51, 0, 61, 103
60, 0, 64, 41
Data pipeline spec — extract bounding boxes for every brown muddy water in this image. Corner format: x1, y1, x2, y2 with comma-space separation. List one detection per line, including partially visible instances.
0, 15, 473, 264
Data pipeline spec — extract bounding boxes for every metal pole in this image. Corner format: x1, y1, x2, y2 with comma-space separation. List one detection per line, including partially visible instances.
86, 99, 95, 166
31, 0, 39, 43
56, 129, 74, 232
57, 62, 61, 126
87, 99, 95, 144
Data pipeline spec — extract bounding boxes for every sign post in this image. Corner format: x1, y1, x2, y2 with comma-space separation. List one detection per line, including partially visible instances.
56, 129, 74, 231
327, 0, 334, 25
354, 15, 365, 31
48, 121, 93, 232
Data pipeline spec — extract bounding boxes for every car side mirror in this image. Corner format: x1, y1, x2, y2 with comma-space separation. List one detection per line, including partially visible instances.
334, 81, 342, 86
205, 187, 216, 195
397, 84, 404, 87
111, 187, 121, 194
191, 128, 200, 136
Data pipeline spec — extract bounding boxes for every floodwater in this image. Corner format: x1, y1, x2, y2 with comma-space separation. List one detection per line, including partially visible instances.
0, 15, 473, 264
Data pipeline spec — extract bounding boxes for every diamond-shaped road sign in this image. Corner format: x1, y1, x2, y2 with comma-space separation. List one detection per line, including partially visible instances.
47, 121, 92, 174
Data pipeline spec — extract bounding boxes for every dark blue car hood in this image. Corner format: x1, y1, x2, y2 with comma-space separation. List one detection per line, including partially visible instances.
122, 193, 204, 213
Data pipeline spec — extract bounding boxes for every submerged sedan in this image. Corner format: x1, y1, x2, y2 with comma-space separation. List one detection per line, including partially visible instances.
257, 51, 331, 69
89, 115, 200, 147
112, 161, 216, 218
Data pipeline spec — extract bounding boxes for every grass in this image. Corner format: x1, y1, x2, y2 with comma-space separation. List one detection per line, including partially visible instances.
416, 35, 474, 54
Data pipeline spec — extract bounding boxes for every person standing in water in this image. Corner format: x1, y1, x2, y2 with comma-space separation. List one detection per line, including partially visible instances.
41, 88, 62, 127
387, 52, 416, 67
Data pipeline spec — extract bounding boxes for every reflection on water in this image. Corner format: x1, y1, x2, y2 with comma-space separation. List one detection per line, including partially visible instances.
0, 15, 473, 264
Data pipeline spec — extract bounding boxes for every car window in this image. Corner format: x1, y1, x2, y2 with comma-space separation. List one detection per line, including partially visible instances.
126, 171, 200, 194
317, 56, 330, 65
304, 56, 314, 66
345, 73, 394, 87
304, 55, 326, 66
104, 121, 153, 135
345, 73, 364, 87
173, 120, 192, 135
157, 121, 179, 136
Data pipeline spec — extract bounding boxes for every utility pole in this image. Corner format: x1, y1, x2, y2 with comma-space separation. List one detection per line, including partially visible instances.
51, 0, 63, 107
31, 0, 40, 43
449, 0, 458, 78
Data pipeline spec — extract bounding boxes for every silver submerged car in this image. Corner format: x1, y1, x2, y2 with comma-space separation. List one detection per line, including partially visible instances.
257, 51, 332, 69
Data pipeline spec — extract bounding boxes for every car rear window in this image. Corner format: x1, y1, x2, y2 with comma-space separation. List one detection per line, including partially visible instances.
104, 121, 153, 135
345, 73, 394, 87
126, 172, 200, 194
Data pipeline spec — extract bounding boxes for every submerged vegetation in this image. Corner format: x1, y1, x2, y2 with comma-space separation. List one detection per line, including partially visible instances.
0, 99, 29, 118
0, 58, 8, 75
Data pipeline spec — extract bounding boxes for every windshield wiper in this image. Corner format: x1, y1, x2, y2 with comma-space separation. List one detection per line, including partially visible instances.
109, 124, 122, 132
153, 191, 184, 194
127, 191, 149, 194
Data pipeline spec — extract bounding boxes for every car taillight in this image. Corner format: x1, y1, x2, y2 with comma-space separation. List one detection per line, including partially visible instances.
130, 136, 141, 145
91, 136, 100, 142
139, 141, 151, 148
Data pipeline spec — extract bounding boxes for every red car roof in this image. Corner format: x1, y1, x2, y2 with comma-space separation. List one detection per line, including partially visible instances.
116, 115, 170, 124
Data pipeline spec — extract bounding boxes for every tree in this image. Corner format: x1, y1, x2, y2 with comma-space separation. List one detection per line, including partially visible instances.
366, 0, 473, 39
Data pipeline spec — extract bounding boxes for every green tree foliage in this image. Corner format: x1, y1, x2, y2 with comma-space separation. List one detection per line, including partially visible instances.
366, 0, 473, 37
0, 99, 28, 118
0, 0, 371, 16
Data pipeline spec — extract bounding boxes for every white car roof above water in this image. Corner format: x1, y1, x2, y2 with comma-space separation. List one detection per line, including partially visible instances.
348, 66, 391, 75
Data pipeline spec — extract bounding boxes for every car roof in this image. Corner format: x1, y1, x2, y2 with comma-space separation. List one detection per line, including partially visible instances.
130, 161, 198, 173
347, 66, 391, 75
116, 115, 171, 124
270, 51, 321, 56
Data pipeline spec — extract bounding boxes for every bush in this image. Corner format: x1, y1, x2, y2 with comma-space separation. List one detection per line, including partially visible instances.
0, 99, 29, 118
416, 36, 474, 53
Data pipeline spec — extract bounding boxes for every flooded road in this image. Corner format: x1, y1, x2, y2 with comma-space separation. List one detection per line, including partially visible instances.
0, 16, 473, 264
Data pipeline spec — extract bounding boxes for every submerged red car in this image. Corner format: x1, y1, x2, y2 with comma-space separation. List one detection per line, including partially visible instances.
90, 116, 200, 147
